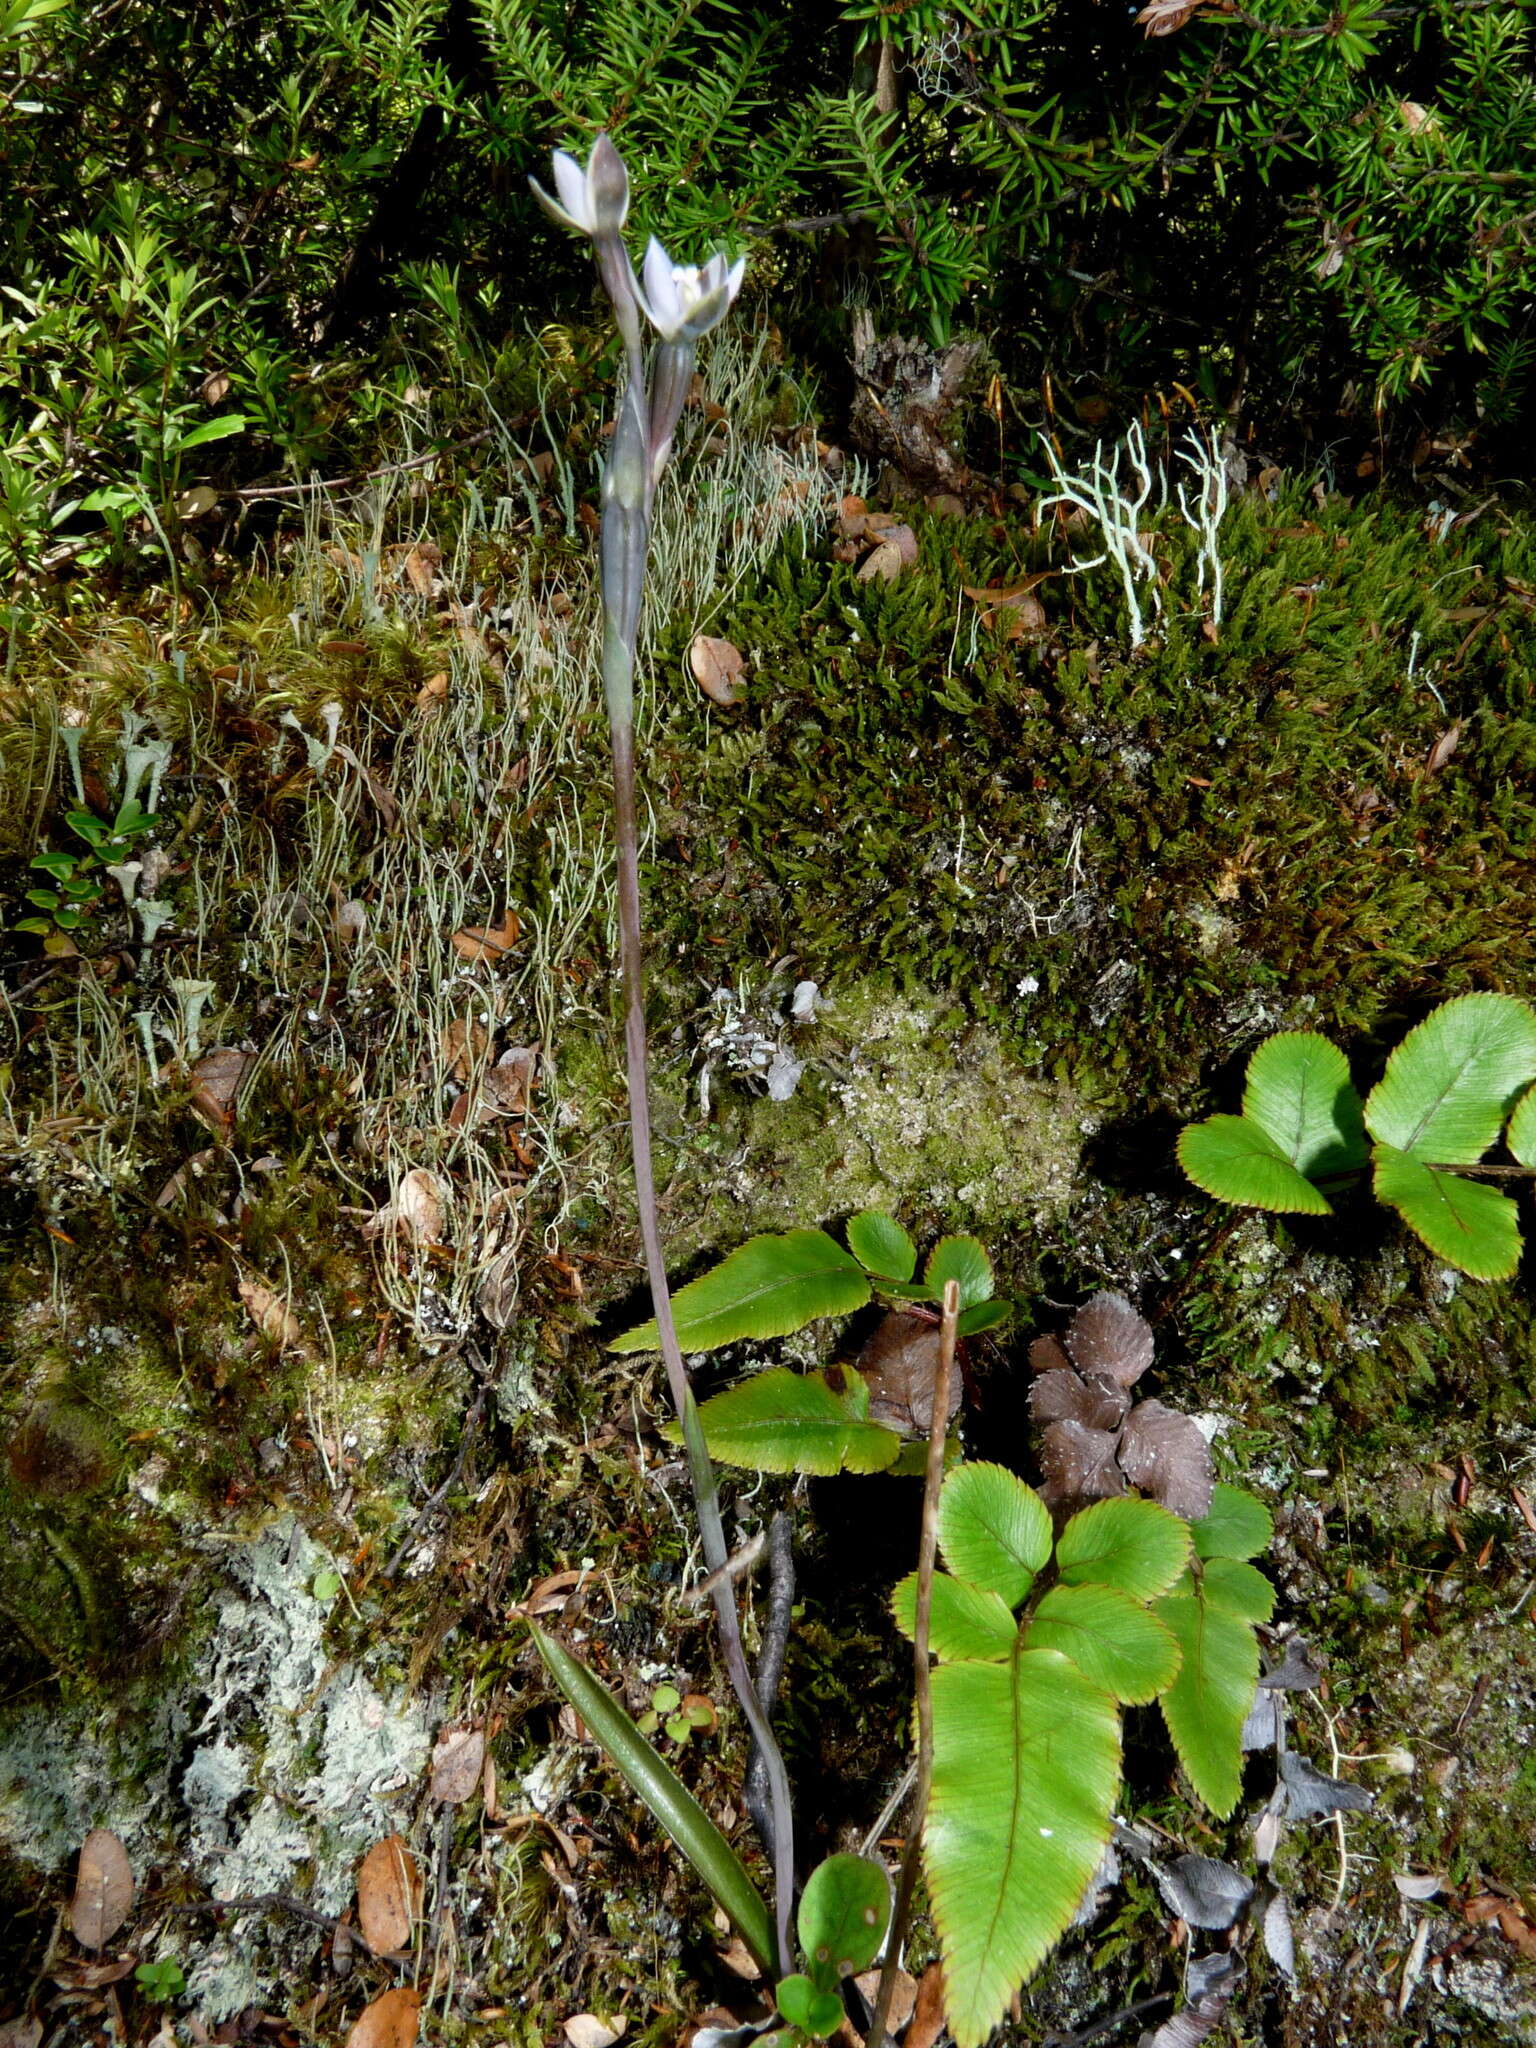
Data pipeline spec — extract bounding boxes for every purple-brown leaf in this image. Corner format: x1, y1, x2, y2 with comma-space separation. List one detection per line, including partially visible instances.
858, 1312, 961, 1436
1116, 1399, 1214, 1520
1066, 1292, 1155, 1387
1028, 1368, 1129, 1432
1040, 1419, 1126, 1508
1027, 1334, 1071, 1375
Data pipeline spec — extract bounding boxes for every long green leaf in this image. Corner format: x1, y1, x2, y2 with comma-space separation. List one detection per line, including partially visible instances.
1152, 1575, 1259, 1818
1054, 1497, 1190, 1601
891, 1570, 1017, 1662
532, 1626, 775, 1969
1177, 1114, 1333, 1214
1364, 993, 1536, 1164
1026, 1583, 1181, 1703
925, 1649, 1121, 2048
1243, 1030, 1367, 1176
937, 1463, 1052, 1605
680, 1367, 902, 1475
609, 1229, 871, 1352
1372, 1142, 1522, 1279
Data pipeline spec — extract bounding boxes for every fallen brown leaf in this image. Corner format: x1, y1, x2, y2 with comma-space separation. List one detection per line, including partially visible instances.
363, 1168, 445, 1245
430, 1724, 486, 1805
689, 634, 747, 707
356, 1833, 422, 1954
69, 1828, 134, 1949
345, 1986, 421, 2048
854, 1967, 915, 2029
1424, 723, 1462, 775
451, 910, 522, 964
239, 1278, 302, 1350
189, 1046, 254, 1133
416, 671, 449, 711
1136, 0, 1206, 31
442, 1017, 489, 1082
857, 539, 906, 584
905, 1962, 947, 2048
511, 1568, 587, 1618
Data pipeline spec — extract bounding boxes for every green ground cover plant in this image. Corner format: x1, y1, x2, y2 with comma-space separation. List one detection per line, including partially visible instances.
1180, 993, 1536, 1276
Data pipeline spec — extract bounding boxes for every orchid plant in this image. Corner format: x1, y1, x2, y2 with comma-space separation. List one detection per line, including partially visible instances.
525, 136, 802, 1971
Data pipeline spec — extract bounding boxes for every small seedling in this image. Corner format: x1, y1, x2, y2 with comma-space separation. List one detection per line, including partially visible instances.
134, 1958, 186, 2002
636, 1683, 717, 1745
17, 795, 159, 939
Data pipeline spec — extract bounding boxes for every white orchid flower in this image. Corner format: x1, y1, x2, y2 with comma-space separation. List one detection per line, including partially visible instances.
635, 237, 746, 342
529, 133, 629, 239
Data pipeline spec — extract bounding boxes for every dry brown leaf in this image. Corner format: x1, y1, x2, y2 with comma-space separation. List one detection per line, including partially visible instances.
451, 910, 522, 964
714, 1936, 760, 1981
363, 1167, 445, 1244
356, 1833, 422, 1954
319, 638, 368, 656
0, 2022, 42, 2048
689, 634, 747, 707
402, 544, 440, 598
510, 1568, 587, 1618
189, 1046, 254, 1133
563, 2018, 626, 2048
430, 1724, 486, 1805
239, 1278, 302, 1351
1424, 723, 1462, 774
1136, 0, 1205, 32
333, 898, 368, 947
857, 539, 905, 584
201, 370, 232, 406
416, 671, 449, 711
854, 1968, 915, 2029
442, 1017, 489, 1082
345, 1986, 422, 2048
905, 1963, 947, 2048
69, 1828, 134, 1949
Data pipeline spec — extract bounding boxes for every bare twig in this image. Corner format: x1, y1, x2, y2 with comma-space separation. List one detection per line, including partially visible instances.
745, 1510, 796, 1852
865, 1279, 960, 2048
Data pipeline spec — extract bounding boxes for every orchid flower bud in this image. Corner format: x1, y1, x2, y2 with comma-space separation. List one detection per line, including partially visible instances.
529, 132, 630, 239
635, 237, 746, 342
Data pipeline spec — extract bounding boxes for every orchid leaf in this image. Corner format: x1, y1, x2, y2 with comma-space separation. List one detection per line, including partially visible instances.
797, 1853, 892, 1988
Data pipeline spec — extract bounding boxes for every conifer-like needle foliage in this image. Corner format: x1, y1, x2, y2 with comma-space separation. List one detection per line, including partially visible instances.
1179, 996, 1536, 1277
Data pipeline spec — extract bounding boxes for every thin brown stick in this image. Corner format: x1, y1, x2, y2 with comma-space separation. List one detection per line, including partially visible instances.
865, 1279, 960, 2048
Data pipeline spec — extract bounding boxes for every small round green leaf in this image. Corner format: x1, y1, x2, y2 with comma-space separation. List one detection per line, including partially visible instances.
1178, 1115, 1333, 1215
652, 1683, 681, 1712
924, 1235, 994, 1310
777, 1974, 837, 2033
1191, 1482, 1272, 1561
1365, 993, 1536, 1165
846, 1209, 917, 1281
937, 1462, 1051, 1604
1372, 1143, 1523, 1279
1055, 1496, 1190, 1601
1027, 1582, 1182, 1703
891, 1570, 1017, 1662
797, 1853, 893, 1988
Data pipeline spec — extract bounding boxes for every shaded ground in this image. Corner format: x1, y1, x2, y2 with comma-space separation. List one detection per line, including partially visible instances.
2, 362, 1535, 2045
